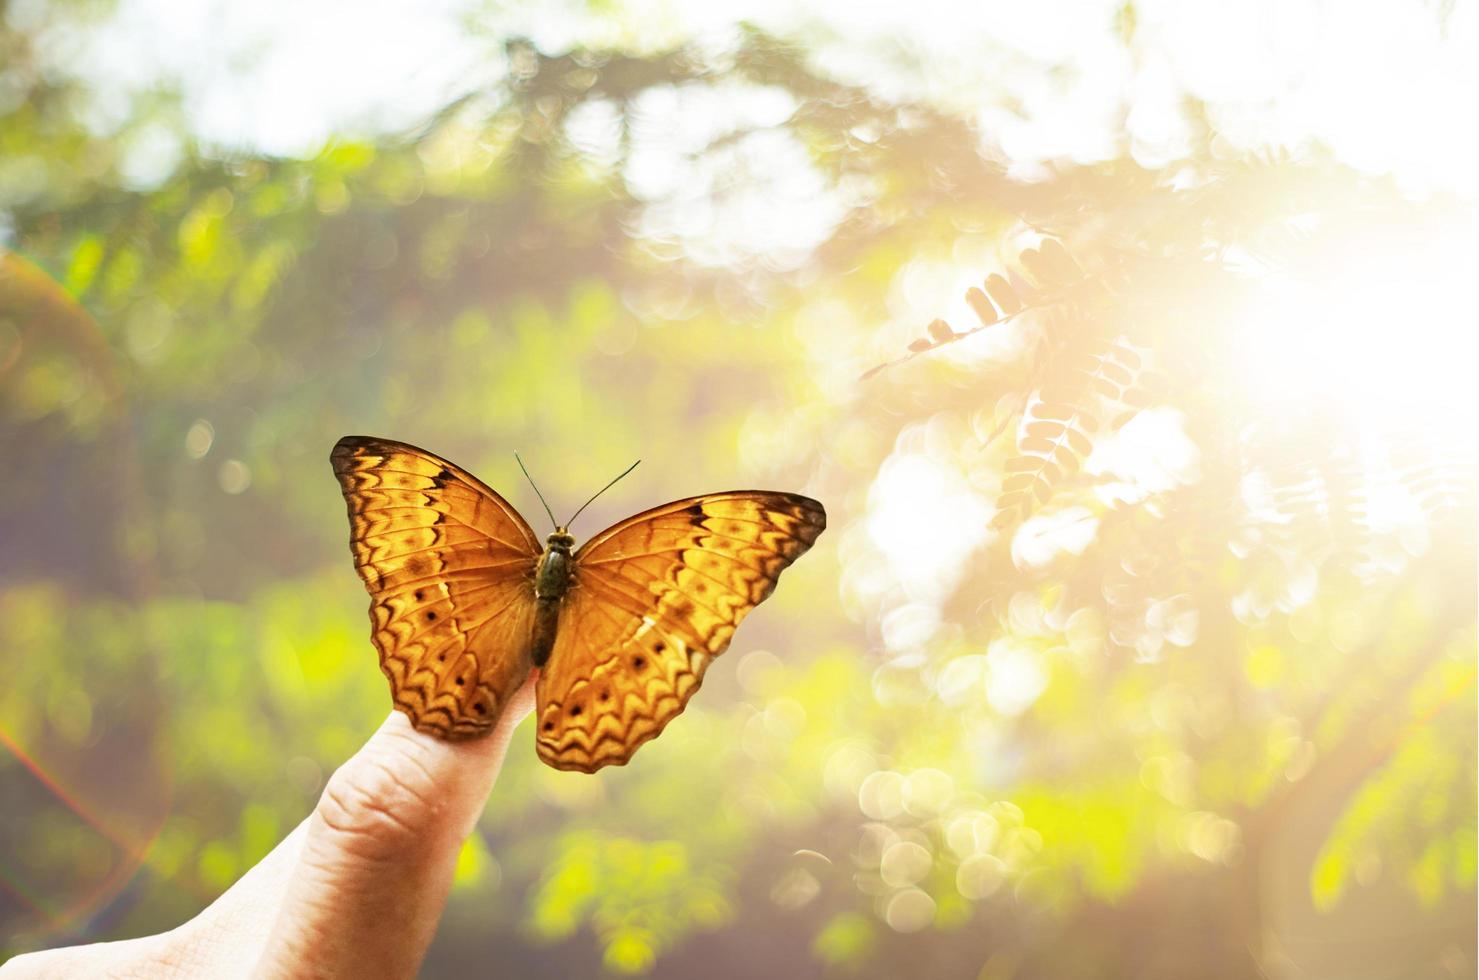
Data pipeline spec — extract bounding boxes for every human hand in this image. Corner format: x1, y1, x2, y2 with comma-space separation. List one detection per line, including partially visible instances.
2, 676, 537, 980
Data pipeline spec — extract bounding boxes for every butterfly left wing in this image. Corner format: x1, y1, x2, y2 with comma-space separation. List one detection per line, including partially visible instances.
534, 492, 826, 772
332, 436, 543, 739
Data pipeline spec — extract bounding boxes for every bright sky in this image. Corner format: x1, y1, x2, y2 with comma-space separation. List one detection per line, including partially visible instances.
40, 0, 1479, 197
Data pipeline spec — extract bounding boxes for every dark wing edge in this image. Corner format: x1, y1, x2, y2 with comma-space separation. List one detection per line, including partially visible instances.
574, 490, 827, 563
331, 435, 542, 555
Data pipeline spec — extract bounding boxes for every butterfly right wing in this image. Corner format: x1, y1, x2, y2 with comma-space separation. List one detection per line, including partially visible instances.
534, 491, 826, 771
331, 436, 542, 739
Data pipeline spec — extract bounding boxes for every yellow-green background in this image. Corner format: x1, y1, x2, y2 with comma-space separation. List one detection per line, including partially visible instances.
2, 2, 1475, 976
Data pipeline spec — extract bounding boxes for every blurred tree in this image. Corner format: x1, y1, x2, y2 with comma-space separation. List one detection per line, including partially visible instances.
1, 4, 1473, 978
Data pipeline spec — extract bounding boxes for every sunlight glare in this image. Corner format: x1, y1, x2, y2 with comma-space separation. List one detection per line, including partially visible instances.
984, 639, 1048, 716
863, 448, 992, 605
1087, 408, 1202, 506
1010, 508, 1099, 570
1232, 218, 1479, 451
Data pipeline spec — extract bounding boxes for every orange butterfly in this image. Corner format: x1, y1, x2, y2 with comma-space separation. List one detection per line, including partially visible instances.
331, 436, 825, 772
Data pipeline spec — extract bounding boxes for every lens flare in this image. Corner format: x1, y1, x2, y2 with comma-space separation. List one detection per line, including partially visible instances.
0, 722, 174, 940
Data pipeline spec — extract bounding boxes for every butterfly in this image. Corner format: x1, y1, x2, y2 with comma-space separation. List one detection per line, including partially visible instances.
330, 436, 826, 773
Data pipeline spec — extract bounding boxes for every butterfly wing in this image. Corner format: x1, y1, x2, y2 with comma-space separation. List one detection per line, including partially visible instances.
331, 436, 542, 739
534, 492, 826, 772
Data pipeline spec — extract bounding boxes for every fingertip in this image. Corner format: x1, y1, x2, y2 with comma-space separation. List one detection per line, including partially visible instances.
499, 670, 538, 731
340, 672, 539, 841
261, 683, 537, 976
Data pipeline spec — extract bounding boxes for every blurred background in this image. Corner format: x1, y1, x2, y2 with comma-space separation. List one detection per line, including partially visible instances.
1, 0, 1475, 976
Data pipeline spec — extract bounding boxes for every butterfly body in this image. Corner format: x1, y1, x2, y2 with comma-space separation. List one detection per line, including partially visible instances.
331, 436, 825, 773
530, 529, 575, 667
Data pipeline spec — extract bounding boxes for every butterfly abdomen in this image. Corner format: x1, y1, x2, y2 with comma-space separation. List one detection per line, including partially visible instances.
531, 531, 576, 667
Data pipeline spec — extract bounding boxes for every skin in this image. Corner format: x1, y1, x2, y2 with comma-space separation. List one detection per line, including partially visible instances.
1, 676, 537, 980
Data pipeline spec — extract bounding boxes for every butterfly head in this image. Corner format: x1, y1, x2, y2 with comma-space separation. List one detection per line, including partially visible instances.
547, 528, 576, 551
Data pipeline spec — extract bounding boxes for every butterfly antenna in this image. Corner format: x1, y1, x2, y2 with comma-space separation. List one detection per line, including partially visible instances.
514, 451, 559, 532
566, 459, 641, 528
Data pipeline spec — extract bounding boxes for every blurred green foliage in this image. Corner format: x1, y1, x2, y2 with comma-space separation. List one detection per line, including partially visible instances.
2, 3, 1475, 978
